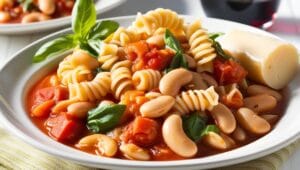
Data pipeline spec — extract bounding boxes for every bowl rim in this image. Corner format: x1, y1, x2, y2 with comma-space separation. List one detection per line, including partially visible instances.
0, 15, 299, 169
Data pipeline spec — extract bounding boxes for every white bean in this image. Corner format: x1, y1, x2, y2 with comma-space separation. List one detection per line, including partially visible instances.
140, 95, 175, 118
67, 102, 94, 118
247, 85, 282, 101
211, 103, 236, 134
232, 125, 247, 142
38, 0, 56, 15
244, 94, 277, 113
260, 114, 279, 124
162, 114, 197, 157
159, 68, 193, 96
203, 132, 227, 150
120, 143, 150, 161
236, 108, 271, 135
76, 134, 118, 157
21, 12, 50, 23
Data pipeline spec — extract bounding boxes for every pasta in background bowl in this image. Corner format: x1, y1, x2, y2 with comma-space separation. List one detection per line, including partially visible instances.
0, 10, 300, 170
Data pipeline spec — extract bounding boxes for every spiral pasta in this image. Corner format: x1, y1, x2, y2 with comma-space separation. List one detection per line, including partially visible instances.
132, 69, 161, 91
57, 56, 93, 86
132, 8, 184, 35
105, 27, 142, 46
111, 60, 134, 99
185, 20, 216, 69
98, 43, 119, 70
173, 86, 219, 114
68, 72, 111, 101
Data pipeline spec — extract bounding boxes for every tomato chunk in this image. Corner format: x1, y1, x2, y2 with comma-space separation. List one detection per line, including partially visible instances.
125, 41, 174, 71
34, 86, 68, 105
47, 113, 84, 142
213, 59, 247, 85
122, 117, 159, 147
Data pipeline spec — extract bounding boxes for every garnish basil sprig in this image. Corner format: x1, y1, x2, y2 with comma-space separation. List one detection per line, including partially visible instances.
182, 112, 219, 142
87, 104, 126, 133
33, 0, 119, 63
208, 32, 232, 60
164, 29, 188, 72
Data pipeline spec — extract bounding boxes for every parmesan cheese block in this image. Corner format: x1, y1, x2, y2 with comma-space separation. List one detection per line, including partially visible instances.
221, 29, 299, 89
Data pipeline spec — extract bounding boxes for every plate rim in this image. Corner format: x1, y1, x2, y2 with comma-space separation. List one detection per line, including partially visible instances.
0, 0, 126, 34
0, 15, 299, 169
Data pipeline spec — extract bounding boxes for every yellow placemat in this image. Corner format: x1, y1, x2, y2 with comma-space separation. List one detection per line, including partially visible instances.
0, 128, 299, 170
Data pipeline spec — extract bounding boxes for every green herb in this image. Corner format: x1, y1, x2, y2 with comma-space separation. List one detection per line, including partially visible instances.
18, 0, 34, 12
164, 29, 188, 72
208, 32, 232, 60
208, 32, 224, 41
72, 0, 96, 38
33, 0, 119, 63
33, 35, 76, 63
211, 41, 232, 60
87, 104, 126, 133
200, 125, 219, 137
182, 112, 207, 142
182, 113, 220, 142
87, 21, 119, 40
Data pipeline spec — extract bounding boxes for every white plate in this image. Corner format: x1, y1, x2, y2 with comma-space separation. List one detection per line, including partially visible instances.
0, 0, 126, 35
0, 16, 299, 170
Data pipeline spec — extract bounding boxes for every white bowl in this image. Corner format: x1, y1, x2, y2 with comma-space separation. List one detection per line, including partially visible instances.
0, 16, 299, 170
0, 0, 126, 34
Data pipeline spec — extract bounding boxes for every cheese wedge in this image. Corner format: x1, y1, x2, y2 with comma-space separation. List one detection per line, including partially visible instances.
221, 29, 299, 89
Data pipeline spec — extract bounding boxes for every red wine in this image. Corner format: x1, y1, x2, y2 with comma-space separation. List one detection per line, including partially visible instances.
200, 0, 280, 27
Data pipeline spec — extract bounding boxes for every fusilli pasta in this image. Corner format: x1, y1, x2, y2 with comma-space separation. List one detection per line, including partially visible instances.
173, 86, 219, 114
57, 56, 93, 86
132, 8, 184, 35
98, 43, 119, 70
104, 27, 142, 46
185, 20, 216, 70
111, 60, 134, 99
68, 72, 111, 101
132, 69, 161, 91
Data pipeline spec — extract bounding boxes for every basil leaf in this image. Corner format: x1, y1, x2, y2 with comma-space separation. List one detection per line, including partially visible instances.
87, 39, 102, 54
182, 113, 206, 142
33, 35, 76, 63
212, 40, 231, 60
79, 42, 98, 58
165, 52, 188, 72
72, 0, 96, 38
164, 29, 188, 72
87, 20, 119, 40
87, 104, 126, 133
208, 32, 224, 41
164, 29, 182, 53
200, 125, 220, 137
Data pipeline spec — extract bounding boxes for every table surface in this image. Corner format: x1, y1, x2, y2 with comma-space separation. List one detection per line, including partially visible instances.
0, 0, 299, 169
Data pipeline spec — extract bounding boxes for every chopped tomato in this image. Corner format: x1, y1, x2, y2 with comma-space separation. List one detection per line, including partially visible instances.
47, 113, 84, 142
34, 86, 68, 105
125, 41, 174, 71
221, 93, 244, 109
122, 117, 159, 147
213, 59, 247, 85
120, 91, 149, 122
31, 100, 55, 117
125, 41, 149, 61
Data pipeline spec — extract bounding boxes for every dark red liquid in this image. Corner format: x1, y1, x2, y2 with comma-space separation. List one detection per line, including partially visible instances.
200, 0, 280, 27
